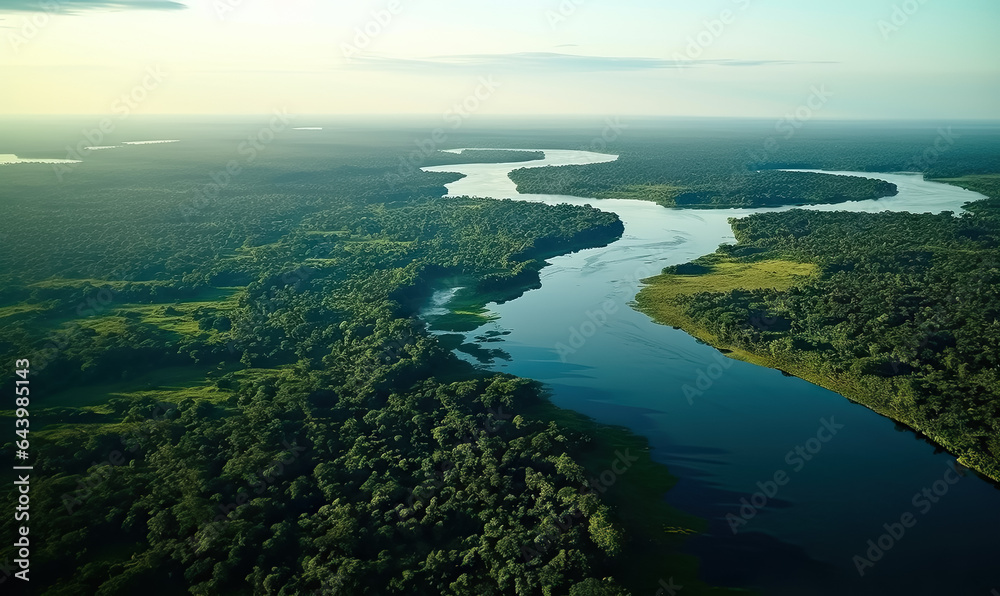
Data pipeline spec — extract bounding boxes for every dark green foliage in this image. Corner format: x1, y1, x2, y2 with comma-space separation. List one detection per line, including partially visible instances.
511, 165, 897, 208
0, 126, 634, 595
23, 369, 626, 595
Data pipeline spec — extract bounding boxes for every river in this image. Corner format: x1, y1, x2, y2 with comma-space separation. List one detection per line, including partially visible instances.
422, 150, 1000, 596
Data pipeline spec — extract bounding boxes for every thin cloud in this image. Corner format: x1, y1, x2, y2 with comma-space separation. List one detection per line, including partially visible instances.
0, 0, 186, 12
348, 52, 835, 72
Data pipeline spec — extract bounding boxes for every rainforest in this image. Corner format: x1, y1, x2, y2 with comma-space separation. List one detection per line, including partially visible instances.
1, 117, 999, 596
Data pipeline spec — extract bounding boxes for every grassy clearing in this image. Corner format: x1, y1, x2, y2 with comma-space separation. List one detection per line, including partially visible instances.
35, 421, 132, 444
131, 307, 210, 338
38, 365, 283, 412
0, 302, 55, 319
29, 287, 241, 344
40, 365, 231, 410
77, 315, 130, 336
120, 288, 240, 338
635, 257, 818, 331
67, 307, 206, 341
115, 384, 233, 406
182, 286, 242, 302
634, 257, 819, 361
31, 364, 247, 442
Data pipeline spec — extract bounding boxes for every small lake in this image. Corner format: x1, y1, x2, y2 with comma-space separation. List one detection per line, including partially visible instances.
423, 151, 1000, 596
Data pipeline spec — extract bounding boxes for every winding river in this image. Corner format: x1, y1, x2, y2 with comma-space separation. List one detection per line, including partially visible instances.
422, 151, 999, 596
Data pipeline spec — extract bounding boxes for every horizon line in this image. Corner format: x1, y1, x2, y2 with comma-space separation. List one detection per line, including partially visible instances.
3, 114, 1000, 122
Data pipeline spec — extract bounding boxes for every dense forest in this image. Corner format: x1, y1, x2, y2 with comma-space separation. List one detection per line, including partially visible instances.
0, 126, 725, 595
4, 118, 999, 594
635, 176, 1000, 481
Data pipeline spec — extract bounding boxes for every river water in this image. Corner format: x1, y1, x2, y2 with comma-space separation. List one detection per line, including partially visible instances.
422, 151, 999, 596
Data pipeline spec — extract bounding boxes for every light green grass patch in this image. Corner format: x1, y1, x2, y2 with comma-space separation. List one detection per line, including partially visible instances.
77, 316, 129, 336
41, 365, 230, 410
35, 421, 132, 444
634, 257, 818, 345
119, 287, 241, 338
643, 258, 818, 298
0, 302, 56, 319
116, 383, 233, 405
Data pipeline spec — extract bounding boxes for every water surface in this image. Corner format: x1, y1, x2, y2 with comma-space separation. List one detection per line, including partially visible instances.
423, 150, 1000, 596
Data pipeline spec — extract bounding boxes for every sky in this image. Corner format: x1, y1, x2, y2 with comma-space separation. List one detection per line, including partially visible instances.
1, 0, 998, 119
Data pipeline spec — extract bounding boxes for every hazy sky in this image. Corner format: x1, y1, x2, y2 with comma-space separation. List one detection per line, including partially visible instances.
2, 0, 998, 118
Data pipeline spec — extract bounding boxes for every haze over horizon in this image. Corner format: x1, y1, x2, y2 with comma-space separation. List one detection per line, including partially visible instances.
2, 0, 998, 120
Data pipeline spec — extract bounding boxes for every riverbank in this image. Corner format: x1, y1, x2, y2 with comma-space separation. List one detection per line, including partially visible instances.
633, 201, 1000, 484
414, 217, 625, 334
